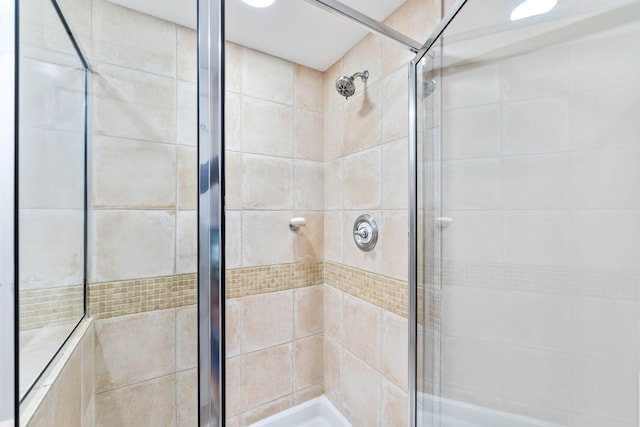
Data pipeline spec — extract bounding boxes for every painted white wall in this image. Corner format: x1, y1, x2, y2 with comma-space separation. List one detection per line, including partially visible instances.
0, 0, 15, 421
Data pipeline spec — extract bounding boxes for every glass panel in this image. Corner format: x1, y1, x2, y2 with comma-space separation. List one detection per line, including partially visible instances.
18, 0, 86, 399
0, 0, 16, 422
418, 0, 640, 425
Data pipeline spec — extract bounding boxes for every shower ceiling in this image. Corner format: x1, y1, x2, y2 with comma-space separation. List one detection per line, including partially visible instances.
105, 0, 407, 70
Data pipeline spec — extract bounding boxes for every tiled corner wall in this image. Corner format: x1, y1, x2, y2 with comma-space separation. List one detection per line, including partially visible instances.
23, 319, 94, 427
93, 307, 197, 427
321, 0, 441, 425
223, 40, 326, 426
54, 0, 200, 426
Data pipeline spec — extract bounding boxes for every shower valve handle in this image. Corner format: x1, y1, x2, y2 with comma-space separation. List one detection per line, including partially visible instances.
354, 226, 369, 239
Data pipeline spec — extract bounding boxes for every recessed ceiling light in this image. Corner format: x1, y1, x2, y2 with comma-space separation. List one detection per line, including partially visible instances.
242, 0, 276, 8
510, 0, 558, 21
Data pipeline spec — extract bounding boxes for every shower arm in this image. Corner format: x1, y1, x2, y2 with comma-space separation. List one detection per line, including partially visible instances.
350, 70, 369, 82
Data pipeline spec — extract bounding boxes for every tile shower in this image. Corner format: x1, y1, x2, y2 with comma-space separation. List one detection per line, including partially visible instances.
12, 0, 638, 427
19, 0, 440, 426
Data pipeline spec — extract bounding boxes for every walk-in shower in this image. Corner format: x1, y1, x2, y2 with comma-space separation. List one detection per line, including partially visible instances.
4, 0, 640, 426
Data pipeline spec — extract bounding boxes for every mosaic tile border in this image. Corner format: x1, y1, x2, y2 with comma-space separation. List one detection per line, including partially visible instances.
19, 285, 84, 330
226, 260, 324, 299
88, 273, 197, 320
324, 261, 409, 318
87, 260, 409, 320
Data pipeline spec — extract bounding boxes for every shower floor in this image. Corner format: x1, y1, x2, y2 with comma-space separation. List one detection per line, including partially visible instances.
248, 396, 352, 427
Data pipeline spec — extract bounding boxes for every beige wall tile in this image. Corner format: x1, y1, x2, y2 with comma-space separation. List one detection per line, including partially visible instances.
95, 375, 175, 427
294, 161, 324, 211
177, 146, 197, 210
383, 68, 409, 143
294, 335, 324, 390
241, 291, 293, 352
382, 312, 408, 391
93, 63, 176, 143
177, 26, 196, 83
52, 347, 82, 427
226, 417, 240, 427
95, 309, 175, 392
92, 210, 175, 282
176, 211, 197, 274
226, 300, 242, 357
226, 42, 243, 93
241, 344, 293, 411
342, 294, 381, 369
342, 350, 381, 427
242, 154, 293, 210
243, 48, 293, 105
441, 104, 501, 161
502, 97, 569, 155
382, 378, 408, 427
344, 34, 382, 86
225, 91, 243, 152
381, 211, 409, 282
344, 147, 382, 210
241, 211, 294, 266
242, 97, 293, 157
176, 369, 197, 427
324, 336, 341, 394
324, 159, 344, 210
177, 81, 197, 146
324, 101, 345, 160
226, 356, 242, 417
176, 306, 197, 371
382, 39, 413, 77
384, 0, 440, 43
81, 323, 95, 421
294, 383, 323, 405
382, 138, 408, 210
241, 396, 292, 426
294, 65, 324, 112
324, 211, 343, 263
20, 209, 84, 289
323, 59, 344, 109
324, 285, 342, 341
93, 136, 176, 209
225, 151, 243, 210
344, 82, 382, 155
295, 109, 324, 161
324, 285, 343, 341
225, 211, 242, 269
294, 211, 324, 261
294, 285, 323, 339
19, 127, 84, 209
27, 393, 52, 427
92, 0, 176, 77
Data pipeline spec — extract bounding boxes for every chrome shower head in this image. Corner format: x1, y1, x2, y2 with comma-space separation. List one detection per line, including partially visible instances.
335, 70, 369, 99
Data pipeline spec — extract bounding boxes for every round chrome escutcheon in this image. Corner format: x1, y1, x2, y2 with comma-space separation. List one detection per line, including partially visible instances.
352, 214, 378, 252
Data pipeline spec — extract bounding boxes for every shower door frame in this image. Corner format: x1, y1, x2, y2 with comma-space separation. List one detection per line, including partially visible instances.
408, 1, 469, 426
197, 0, 225, 425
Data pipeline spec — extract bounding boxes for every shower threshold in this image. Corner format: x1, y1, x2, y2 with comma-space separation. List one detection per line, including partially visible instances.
247, 395, 352, 427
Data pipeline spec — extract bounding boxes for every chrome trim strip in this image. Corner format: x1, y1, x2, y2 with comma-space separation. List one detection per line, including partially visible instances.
408, 61, 417, 427
304, 0, 422, 52
197, 0, 225, 425
0, 0, 16, 422
411, 0, 468, 64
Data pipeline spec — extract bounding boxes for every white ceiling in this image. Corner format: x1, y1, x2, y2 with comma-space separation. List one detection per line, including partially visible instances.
106, 0, 408, 71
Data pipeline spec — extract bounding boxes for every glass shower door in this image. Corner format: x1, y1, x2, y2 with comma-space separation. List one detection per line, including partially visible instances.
416, 1, 640, 425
